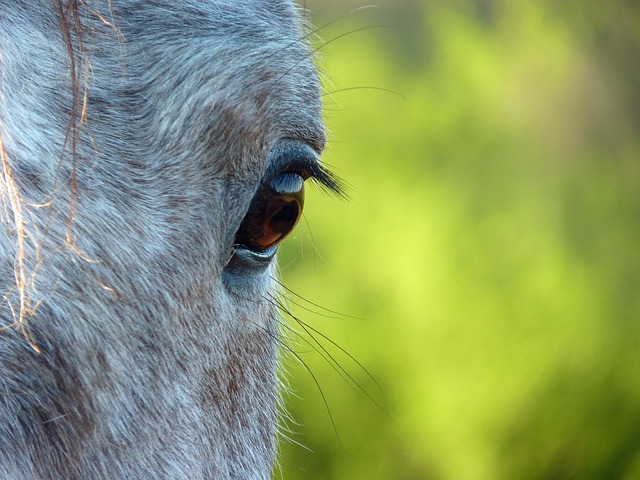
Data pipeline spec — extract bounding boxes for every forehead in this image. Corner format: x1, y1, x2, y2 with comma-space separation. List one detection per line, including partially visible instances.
95, 0, 325, 156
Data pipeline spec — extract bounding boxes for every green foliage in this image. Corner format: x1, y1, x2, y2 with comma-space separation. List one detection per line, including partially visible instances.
278, 1, 640, 478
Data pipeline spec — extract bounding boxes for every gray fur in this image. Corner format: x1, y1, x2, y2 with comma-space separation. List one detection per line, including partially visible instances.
0, 1, 324, 478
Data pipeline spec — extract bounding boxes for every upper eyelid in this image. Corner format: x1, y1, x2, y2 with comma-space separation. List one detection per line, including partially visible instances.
263, 140, 345, 197
262, 141, 319, 183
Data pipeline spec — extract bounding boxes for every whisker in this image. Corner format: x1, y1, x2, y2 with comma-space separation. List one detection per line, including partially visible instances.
311, 24, 392, 54
273, 277, 363, 320
322, 86, 407, 100
270, 290, 393, 421
264, 24, 392, 97
275, 302, 360, 392
254, 316, 345, 451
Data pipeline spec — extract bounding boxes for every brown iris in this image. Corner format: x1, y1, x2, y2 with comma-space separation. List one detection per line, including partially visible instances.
235, 172, 305, 251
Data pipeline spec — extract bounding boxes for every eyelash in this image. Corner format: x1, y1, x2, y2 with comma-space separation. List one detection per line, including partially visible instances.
289, 161, 347, 198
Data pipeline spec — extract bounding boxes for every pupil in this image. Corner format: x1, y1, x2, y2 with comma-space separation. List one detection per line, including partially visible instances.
234, 172, 305, 251
267, 202, 300, 235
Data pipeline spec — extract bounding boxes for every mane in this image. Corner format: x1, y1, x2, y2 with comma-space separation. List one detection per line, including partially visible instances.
1, 0, 86, 350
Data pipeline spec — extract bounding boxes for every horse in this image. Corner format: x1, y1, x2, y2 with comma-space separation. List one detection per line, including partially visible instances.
0, 1, 339, 477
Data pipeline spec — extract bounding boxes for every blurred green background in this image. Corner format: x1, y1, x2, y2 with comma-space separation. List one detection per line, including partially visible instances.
278, 1, 640, 478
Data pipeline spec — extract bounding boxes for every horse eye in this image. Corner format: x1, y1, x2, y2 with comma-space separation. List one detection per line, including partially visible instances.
235, 172, 305, 251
